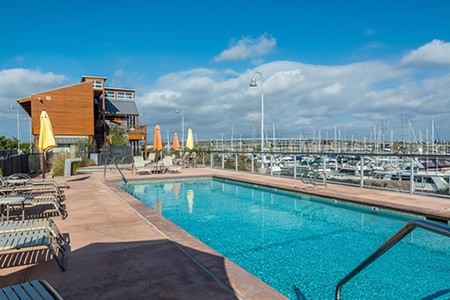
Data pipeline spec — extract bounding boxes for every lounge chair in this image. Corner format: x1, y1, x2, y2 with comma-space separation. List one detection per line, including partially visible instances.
25, 194, 67, 219
188, 152, 197, 167
1, 194, 67, 220
0, 219, 66, 271
0, 218, 66, 248
132, 156, 151, 174
8, 173, 68, 189
0, 280, 64, 299
162, 157, 182, 173
174, 153, 190, 167
1, 175, 64, 200
147, 152, 156, 163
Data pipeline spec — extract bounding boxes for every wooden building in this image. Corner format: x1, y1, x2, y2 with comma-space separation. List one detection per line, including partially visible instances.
17, 75, 147, 155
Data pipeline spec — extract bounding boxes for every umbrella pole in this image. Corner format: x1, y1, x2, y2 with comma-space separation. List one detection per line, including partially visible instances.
42, 151, 46, 179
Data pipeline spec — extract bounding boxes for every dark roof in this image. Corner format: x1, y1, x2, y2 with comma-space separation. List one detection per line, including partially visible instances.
55, 136, 87, 144
104, 98, 139, 115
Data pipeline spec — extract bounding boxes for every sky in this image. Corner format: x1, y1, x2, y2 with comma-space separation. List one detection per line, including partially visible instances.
1, 0, 450, 145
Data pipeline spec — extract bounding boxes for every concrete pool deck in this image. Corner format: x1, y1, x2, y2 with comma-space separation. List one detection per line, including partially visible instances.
1, 166, 449, 299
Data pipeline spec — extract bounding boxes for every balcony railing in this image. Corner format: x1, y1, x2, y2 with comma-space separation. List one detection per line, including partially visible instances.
122, 125, 147, 135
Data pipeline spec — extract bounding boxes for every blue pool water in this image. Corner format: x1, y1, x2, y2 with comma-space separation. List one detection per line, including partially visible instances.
120, 178, 450, 300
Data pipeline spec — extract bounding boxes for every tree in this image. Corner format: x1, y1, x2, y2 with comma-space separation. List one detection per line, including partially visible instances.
0, 136, 18, 149
19, 142, 34, 154
109, 126, 129, 146
73, 138, 94, 158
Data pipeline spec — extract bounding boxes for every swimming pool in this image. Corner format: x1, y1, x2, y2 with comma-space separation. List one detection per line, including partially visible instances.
120, 177, 449, 299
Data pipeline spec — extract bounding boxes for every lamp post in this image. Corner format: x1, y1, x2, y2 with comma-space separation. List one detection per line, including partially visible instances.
249, 72, 264, 169
25, 116, 32, 153
10, 104, 20, 152
176, 104, 184, 154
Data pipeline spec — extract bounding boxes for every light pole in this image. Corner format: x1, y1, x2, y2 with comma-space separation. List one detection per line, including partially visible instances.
10, 104, 20, 152
249, 71, 264, 168
25, 116, 32, 153
176, 104, 184, 154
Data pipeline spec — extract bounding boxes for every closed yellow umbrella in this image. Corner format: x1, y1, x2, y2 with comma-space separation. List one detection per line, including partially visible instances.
172, 132, 180, 150
38, 110, 57, 151
186, 128, 194, 150
153, 124, 163, 162
38, 110, 57, 178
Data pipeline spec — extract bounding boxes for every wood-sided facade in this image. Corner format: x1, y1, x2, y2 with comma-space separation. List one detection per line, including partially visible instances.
17, 76, 147, 156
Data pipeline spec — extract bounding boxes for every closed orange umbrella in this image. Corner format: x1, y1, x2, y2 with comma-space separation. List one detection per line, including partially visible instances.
153, 124, 163, 162
172, 133, 180, 150
153, 124, 163, 151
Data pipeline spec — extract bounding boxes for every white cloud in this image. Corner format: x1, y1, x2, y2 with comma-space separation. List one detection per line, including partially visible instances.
0, 68, 67, 99
214, 34, 276, 62
321, 82, 344, 95
138, 89, 181, 108
401, 39, 450, 66
135, 49, 450, 141
2, 41, 449, 141
0, 68, 67, 137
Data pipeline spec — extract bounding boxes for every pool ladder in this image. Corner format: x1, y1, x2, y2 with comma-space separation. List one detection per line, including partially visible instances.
299, 170, 327, 190
335, 219, 450, 300
104, 156, 128, 185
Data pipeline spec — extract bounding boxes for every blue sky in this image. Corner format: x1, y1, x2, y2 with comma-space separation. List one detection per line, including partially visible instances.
1, 0, 450, 144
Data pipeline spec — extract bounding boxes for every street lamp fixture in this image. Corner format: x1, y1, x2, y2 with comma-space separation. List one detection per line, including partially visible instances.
249, 71, 264, 168
176, 105, 184, 153
10, 104, 20, 153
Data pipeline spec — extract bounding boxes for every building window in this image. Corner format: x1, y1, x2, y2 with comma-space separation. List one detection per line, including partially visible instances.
88, 80, 103, 89
105, 91, 115, 98
117, 92, 133, 99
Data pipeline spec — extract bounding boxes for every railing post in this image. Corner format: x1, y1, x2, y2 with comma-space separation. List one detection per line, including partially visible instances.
409, 156, 414, 194
270, 154, 273, 175
436, 157, 438, 174
360, 155, 364, 188
221, 153, 224, 169
251, 155, 254, 173
210, 152, 213, 168
294, 155, 297, 178
235, 153, 238, 171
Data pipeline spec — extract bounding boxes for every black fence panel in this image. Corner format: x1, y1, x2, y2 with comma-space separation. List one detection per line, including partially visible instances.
0, 154, 29, 176
28, 153, 42, 175
0, 149, 17, 158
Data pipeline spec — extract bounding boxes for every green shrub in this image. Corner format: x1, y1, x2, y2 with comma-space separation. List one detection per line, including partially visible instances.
49, 151, 97, 177
73, 138, 94, 158
73, 157, 96, 170
49, 152, 73, 176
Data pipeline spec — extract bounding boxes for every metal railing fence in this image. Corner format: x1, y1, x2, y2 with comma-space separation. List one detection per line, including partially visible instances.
208, 150, 450, 198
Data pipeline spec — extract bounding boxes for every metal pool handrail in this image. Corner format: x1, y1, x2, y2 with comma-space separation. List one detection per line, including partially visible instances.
298, 170, 327, 190
335, 219, 450, 300
104, 157, 128, 185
